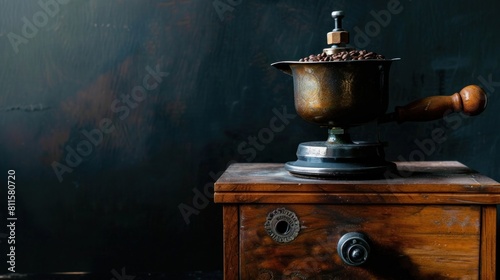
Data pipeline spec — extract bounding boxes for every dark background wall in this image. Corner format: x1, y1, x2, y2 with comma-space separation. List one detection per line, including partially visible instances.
0, 0, 499, 275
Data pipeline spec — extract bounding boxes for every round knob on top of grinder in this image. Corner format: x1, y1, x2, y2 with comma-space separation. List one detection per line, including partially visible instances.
325, 11, 352, 55
331, 11, 345, 31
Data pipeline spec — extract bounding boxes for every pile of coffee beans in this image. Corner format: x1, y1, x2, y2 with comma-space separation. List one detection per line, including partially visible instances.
298, 49, 385, 62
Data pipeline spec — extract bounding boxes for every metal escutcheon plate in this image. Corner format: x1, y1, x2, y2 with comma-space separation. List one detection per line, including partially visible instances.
264, 208, 300, 243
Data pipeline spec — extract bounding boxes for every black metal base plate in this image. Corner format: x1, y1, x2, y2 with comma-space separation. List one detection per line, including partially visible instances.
285, 141, 395, 179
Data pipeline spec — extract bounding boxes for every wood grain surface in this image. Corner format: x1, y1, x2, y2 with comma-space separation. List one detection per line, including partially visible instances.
215, 162, 500, 205
240, 204, 481, 279
481, 206, 497, 279
216, 161, 500, 279
223, 205, 239, 280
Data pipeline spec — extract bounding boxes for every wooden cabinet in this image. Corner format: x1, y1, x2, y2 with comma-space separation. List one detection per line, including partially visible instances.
214, 161, 500, 279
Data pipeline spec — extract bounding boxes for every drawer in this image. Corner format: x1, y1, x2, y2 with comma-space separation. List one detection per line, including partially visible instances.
240, 204, 480, 279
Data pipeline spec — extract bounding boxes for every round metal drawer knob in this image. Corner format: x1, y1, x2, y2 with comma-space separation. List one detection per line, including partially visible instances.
264, 208, 300, 243
337, 232, 370, 266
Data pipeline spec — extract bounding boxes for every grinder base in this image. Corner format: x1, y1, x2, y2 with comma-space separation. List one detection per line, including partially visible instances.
285, 141, 395, 179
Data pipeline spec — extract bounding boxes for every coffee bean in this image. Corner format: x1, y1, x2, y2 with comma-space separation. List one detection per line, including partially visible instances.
299, 49, 385, 62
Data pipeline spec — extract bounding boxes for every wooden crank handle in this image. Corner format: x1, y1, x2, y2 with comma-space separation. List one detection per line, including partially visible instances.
386, 85, 487, 123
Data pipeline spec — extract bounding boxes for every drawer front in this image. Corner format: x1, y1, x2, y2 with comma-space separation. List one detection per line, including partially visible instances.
240, 204, 480, 279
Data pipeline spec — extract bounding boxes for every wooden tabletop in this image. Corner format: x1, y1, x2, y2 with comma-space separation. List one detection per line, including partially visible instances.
214, 161, 500, 205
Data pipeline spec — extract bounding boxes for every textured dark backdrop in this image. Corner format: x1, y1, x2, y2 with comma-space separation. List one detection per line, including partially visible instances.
0, 0, 499, 275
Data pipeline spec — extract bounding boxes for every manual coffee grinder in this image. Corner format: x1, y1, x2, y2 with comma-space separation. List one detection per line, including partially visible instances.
272, 11, 487, 178
215, 10, 498, 280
